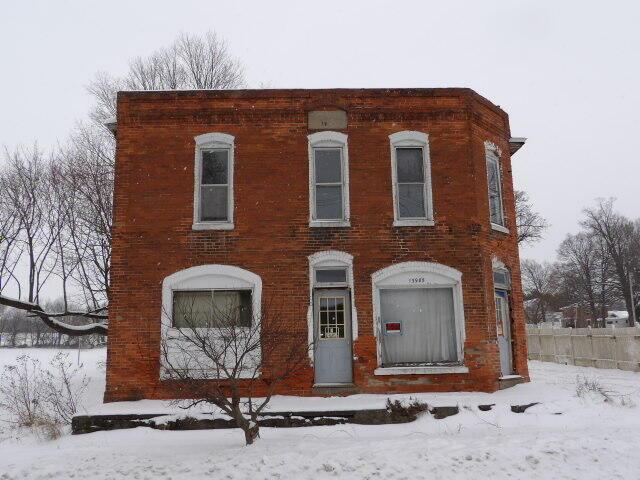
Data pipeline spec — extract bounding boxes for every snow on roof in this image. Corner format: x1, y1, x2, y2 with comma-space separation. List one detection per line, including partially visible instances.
607, 311, 629, 319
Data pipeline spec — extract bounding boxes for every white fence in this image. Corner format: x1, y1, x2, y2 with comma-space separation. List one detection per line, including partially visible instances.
526, 324, 640, 372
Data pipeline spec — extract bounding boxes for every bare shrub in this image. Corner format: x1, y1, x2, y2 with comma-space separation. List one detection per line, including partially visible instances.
385, 397, 429, 422
0, 353, 88, 433
0, 355, 46, 427
42, 353, 89, 424
161, 301, 311, 445
576, 375, 613, 401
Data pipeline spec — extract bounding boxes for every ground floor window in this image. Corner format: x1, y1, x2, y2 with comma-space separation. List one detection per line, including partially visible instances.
172, 290, 252, 328
380, 287, 457, 365
372, 262, 466, 371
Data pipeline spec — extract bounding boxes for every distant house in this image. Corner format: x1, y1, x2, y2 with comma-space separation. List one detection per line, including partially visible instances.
603, 311, 630, 327
105, 88, 529, 401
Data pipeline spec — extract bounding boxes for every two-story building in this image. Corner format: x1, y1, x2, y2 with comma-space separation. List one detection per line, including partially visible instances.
105, 88, 528, 401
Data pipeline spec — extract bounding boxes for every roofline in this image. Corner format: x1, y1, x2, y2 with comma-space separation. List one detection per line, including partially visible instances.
117, 87, 506, 115
104, 116, 117, 136
509, 137, 527, 156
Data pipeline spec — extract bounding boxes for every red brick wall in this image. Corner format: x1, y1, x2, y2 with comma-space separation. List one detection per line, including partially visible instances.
105, 88, 528, 401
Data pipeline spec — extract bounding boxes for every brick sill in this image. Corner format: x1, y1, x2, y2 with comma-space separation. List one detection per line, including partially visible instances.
374, 365, 469, 376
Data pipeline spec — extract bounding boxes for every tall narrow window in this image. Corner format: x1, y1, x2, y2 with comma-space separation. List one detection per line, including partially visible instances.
308, 132, 350, 227
485, 141, 505, 229
389, 131, 433, 226
193, 133, 235, 230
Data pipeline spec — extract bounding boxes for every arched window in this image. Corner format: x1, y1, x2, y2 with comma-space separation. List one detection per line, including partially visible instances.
161, 264, 262, 330
389, 131, 434, 226
308, 131, 350, 227
193, 133, 235, 230
371, 262, 467, 375
160, 265, 262, 378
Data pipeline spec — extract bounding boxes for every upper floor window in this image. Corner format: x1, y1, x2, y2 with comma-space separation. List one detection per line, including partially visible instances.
308, 131, 350, 227
193, 133, 235, 230
389, 131, 434, 227
485, 141, 507, 232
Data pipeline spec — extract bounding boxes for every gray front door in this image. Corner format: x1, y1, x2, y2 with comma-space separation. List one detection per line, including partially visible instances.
313, 289, 353, 385
495, 290, 513, 376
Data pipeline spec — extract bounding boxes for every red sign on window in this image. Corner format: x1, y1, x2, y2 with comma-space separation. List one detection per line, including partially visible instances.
385, 322, 402, 334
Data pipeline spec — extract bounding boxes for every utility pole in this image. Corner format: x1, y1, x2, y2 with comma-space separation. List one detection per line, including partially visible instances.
629, 270, 637, 327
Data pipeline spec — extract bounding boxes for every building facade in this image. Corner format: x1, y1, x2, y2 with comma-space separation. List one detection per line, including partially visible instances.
105, 88, 528, 401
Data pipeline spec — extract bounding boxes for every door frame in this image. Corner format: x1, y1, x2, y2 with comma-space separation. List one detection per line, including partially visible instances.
495, 289, 514, 376
312, 288, 354, 385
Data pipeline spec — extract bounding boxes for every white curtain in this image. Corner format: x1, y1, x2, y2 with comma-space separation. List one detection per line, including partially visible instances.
380, 288, 457, 365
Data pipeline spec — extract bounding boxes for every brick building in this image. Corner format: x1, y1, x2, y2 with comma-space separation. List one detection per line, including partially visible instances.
105, 88, 528, 401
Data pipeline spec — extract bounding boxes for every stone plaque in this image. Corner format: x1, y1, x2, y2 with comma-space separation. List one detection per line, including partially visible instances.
308, 110, 347, 130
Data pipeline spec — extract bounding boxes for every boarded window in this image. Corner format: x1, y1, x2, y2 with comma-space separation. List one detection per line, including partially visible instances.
379, 288, 457, 365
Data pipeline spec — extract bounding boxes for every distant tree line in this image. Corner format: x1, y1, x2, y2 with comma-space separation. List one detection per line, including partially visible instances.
522, 199, 640, 327
0, 32, 244, 337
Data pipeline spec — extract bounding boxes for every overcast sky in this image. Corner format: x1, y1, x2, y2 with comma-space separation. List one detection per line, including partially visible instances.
1, 0, 639, 299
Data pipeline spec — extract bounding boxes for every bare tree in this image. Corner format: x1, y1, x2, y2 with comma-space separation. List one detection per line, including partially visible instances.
515, 190, 549, 245
0, 146, 60, 303
88, 31, 245, 123
55, 122, 114, 308
521, 259, 558, 323
557, 232, 615, 325
582, 199, 639, 326
0, 31, 246, 336
0, 194, 23, 296
160, 297, 310, 445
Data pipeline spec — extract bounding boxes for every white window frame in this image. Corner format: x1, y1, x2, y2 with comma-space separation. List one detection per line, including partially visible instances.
193, 133, 235, 230
308, 131, 350, 228
485, 141, 508, 233
307, 250, 357, 360
160, 265, 262, 378
371, 262, 467, 375
389, 131, 434, 227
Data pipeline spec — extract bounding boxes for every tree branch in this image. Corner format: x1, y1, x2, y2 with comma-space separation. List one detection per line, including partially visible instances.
0, 294, 108, 336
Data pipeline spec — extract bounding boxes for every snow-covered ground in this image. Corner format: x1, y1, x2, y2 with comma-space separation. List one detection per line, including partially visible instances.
1, 347, 640, 479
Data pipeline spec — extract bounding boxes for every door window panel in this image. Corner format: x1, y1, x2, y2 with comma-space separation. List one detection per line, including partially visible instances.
319, 296, 345, 339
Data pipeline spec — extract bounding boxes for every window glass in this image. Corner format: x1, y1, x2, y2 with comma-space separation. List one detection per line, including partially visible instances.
380, 288, 457, 365
315, 185, 343, 220
319, 296, 345, 339
202, 150, 228, 184
487, 156, 504, 225
200, 185, 228, 221
315, 268, 347, 284
398, 184, 426, 218
312, 146, 345, 221
396, 148, 424, 182
493, 269, 510, 289
173, 290, 252, 328
395, 147, 427, 219
173, 291, 213, 328
314, 149, 342, 183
